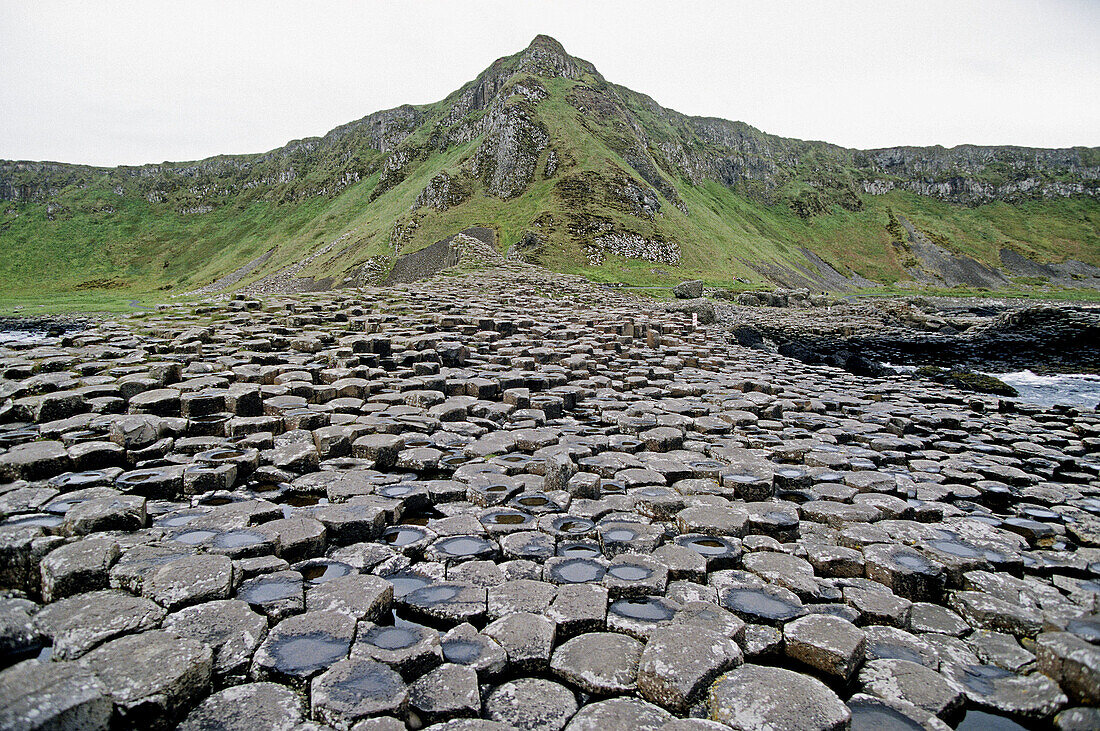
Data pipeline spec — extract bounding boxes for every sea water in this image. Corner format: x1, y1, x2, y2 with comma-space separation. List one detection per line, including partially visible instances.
989, 370, 1100, 409
885, 363, 1100, 410
0, 329, 52, 345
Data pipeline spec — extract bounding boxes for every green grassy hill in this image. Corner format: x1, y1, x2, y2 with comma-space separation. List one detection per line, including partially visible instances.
2, 36, 1097, 307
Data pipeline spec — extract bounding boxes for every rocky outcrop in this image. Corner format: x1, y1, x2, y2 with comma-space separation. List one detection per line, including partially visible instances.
722, 296, 1100, 374
383, 227, 497, 284
586, 232, 681, 267
412, 172, 473, 211
471, 104, 550, 199
1, 104, 423, 207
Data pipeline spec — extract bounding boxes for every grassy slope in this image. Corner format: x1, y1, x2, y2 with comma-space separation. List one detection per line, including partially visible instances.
2, 73, 1098, 308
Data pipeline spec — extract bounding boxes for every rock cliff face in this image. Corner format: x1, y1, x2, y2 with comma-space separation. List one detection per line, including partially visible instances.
4, 36, 1094, 212
0, 103, 423, 208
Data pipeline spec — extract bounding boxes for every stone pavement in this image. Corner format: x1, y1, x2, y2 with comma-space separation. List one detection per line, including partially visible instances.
1, 261, 1098, 730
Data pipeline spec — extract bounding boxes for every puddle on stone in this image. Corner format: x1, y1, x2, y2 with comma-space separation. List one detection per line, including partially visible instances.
49, 471, 110, 490
171, 529, 219, 545
955, 709, 1028, 731
512, 493, 552, 509
382, 526, 426, 546
485, 511, 534, 530
954, 664, 1015, 696
723, 588, 803, 622
724, 473, 766, 485
557, 542, 601, 559
385, 572, 432, 599
847, 698, 925, 730
552, 517, 595, 536
328, 659, 405, 699
632, 486, 672, 498
435, 536, 494, 557
406, 585, 461, 605
156, 510, 208, 528
608, 565, 652, 581
603, 528, 637, 542
550, 558, 606, 583
4, 513, 65, 529
44, 497, 86, 515
199, 449, 248, 461
926, 539, 982, 559
609, 596, 675, 622
299, 560, 353, 584
212, 530, 266, 550
892, 553, 935, 572
268, 632, 349, 676
442, 638, 482, 664
360, 625, 419, 651
116, 469, 171, 487
676, 535, 740, 568
868, 643, 925, 666
377, 484, 418, 500
1066, 617, 1100, 643
239, 577, 302, 604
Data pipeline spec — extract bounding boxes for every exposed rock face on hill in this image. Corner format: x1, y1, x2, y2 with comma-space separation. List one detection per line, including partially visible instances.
0, 35, 1097, 294
3, 36, 1094, 212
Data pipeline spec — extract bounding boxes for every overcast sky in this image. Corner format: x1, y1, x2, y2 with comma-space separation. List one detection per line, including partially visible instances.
2, 1, 1097, 167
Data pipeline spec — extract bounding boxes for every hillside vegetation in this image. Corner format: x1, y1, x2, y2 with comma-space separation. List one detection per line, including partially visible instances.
2, 36, 1097, 304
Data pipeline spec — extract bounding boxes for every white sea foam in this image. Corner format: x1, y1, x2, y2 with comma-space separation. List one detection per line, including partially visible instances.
987, 370, 1100, 409
0, 330, 51, 345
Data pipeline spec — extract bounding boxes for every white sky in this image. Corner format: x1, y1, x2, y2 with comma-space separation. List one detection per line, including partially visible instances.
2, 0, 1098, 167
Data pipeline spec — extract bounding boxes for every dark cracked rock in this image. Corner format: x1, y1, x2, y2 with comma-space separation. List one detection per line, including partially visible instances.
637, 625, 742, 712
177, 682, 305, 731
33, 589, 165, 660
0, 658, 113, 730
483, 611, 556, 672
550, 631, 644, 695
708, 663, 850, 730
783, 613, 867, 682
857, 659, 964, 720
143, 553, 235, 610
162, 599, 268, 678
78, 629, 213, 729
483, 677, 578, 731
564, 697, 672, 731
311, 657, 409, 727
409, 662, 480, 725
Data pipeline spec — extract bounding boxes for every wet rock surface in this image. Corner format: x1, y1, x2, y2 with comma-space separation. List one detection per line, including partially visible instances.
0, 264, 1098, 728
